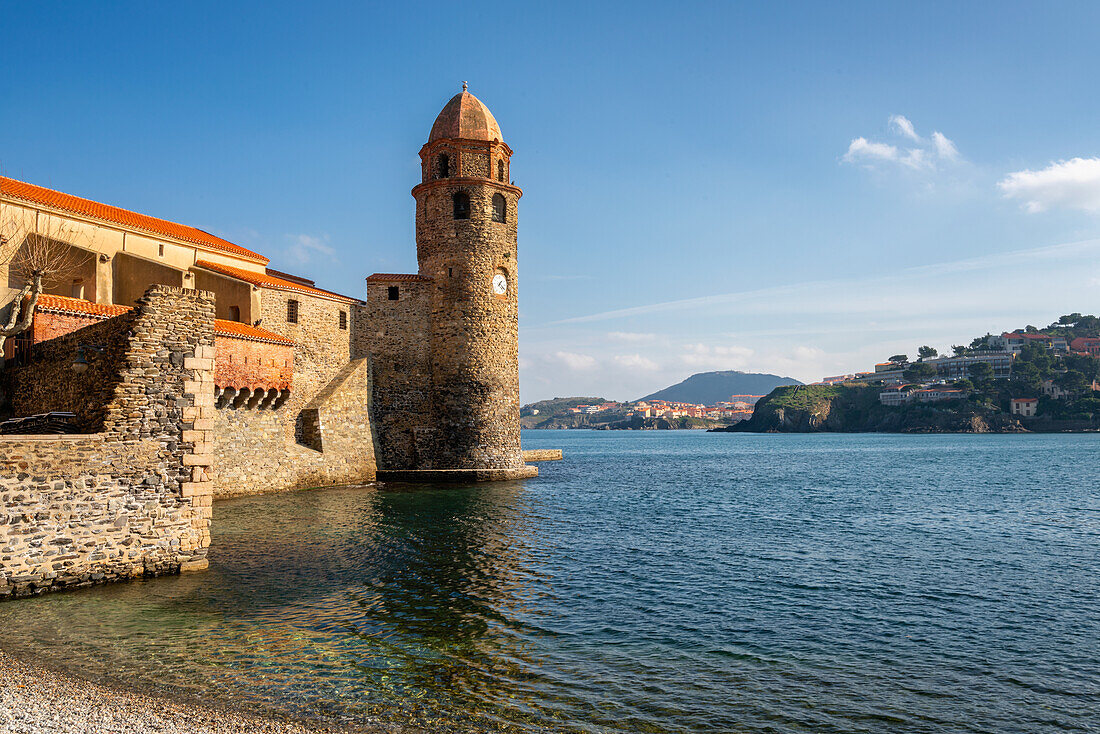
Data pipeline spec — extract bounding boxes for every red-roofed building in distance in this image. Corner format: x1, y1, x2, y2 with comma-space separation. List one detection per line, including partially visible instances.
1010, 398, 1039, 417
1070, 337, 1100, 356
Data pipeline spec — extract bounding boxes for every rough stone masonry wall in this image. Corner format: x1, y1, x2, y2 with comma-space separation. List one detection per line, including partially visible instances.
258, 288, 354, 444
0, 286, 215, 599
366, 279, 432, 470
211, 357, 375, 497
414, 169, 525, 471
4, 309, 138, 431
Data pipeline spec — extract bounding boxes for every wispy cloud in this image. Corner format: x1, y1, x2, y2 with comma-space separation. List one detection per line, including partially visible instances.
843, 137, 901, 165
890, 114, 920, 142
551, 351, 598, 370
608, 331, 657, 343
998, 157, 1100, 213
614, 354, 660, 371
843, 116, 961, 172
548, 238, 1100, 325
931, 131, 960, 162
681, 343, 754, 369
284, 233, 337, 266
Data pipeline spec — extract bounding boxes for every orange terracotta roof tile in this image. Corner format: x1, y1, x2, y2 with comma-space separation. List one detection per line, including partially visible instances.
366, 273, 433, 282
35, 294, 133, 319
194, 260, 362, 304
1, 176, 267, 264
214, 319, 295, 346
429, 90, 503, 143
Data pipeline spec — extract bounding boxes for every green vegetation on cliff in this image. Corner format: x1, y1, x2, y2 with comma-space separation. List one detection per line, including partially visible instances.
520, 397, 623, 429
721, 384, 1023, 433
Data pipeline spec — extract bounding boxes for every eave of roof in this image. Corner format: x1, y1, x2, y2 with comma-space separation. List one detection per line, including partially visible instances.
214, 319, 295, 346
1, 176, 268, 265
366, 273, 434, 282
35, 294, 133, 319
194, 260, 363, 304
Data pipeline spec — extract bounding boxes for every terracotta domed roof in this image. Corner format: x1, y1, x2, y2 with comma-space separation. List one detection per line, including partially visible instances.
428, 87, 503, 143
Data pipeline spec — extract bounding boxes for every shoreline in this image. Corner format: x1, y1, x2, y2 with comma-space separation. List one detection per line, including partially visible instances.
0, 648, 371, 734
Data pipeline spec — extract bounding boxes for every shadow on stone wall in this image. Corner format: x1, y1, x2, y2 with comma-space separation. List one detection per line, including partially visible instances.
1, 310, 138, 431
0, 285, 216, 599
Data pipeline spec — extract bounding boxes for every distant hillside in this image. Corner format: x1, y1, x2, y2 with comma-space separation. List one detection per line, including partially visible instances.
641, 370, 802, 404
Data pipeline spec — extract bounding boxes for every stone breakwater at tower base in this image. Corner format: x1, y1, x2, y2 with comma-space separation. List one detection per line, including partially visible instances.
367, 86, 538, 482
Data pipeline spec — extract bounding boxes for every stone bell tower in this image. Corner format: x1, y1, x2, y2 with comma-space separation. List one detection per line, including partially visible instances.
405, 84, 534, 478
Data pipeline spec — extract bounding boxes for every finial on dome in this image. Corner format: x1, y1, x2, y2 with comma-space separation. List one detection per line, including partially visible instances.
462, 81, 468, 92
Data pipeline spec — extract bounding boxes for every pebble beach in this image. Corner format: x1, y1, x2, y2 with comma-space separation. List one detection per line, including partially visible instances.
0, 651, 355, 734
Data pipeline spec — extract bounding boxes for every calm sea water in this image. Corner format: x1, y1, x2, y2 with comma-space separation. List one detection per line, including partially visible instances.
2, 430, 1099, 732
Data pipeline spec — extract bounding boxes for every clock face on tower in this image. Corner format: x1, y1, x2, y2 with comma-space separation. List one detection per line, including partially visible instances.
492, 273, 508, 295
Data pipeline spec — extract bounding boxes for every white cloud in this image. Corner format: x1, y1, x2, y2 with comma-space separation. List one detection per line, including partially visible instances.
890, 115, 920, 141
284, 233, 336, 266
614, 354, 660, 371
931, 131, 960, 161
608, 331, 657, 343
843, 117, 961, 172
900, 148, 930, 170
552, 351, 597, 370
792, 346, 825, 361
998, 157, 1100, 213
843, 137, 899, 164
680, 343, 755, 370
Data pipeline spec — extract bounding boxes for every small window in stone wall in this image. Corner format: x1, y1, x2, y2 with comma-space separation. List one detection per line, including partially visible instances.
497, 159, 505, 182
388, 286, 399, 301
158, 244, 165, 257
453, 192, 470, 219
287, 299, 299, 323
339, 311, 347, 329
492, 193, 506, 223
438, 153, 449, 178
229, 305, 240, 322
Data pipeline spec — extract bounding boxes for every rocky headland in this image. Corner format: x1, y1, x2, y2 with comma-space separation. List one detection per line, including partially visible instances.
715, 384, 1036, 434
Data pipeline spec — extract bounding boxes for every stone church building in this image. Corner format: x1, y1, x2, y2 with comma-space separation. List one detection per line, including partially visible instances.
0, 89, 537, 597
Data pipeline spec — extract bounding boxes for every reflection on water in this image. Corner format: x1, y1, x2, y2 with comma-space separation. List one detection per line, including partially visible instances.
3, 431, 1100, 732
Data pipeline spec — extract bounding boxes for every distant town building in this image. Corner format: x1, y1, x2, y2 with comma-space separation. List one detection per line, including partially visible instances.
990, 332, 1069, 354
879, 386, 912, 406
879, 386, 968, 405
1010, 397, 1039, 417
1070, 337, 1100, 356
1041, 379, 1069, 399
927, 352, 1014, 380
912, 388, 968, 403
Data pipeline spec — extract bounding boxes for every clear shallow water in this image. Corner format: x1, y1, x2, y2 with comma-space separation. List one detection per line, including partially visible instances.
3, 431, 1100, 732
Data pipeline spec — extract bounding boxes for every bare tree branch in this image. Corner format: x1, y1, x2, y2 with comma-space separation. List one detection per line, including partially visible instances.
0, 198, 101, 363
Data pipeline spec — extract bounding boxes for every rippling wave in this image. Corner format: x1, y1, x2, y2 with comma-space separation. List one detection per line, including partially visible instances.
2, 431, 1099, 732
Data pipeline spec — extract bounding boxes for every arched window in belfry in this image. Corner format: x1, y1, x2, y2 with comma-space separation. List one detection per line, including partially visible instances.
492, 193, 506, 223
438, 153, 450, 178
497, 159, 505, 182
453, 191, 470, 220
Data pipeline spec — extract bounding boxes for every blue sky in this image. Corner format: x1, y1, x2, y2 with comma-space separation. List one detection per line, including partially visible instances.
4, 1, 1100, 402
